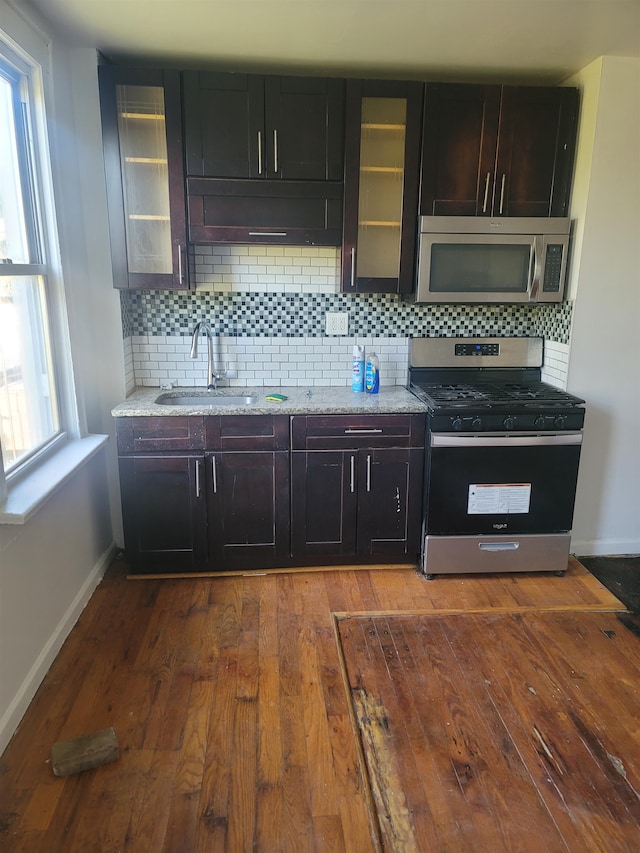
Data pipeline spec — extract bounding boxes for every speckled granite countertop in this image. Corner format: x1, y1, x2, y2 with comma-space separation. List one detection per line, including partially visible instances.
112, 386, 427, 417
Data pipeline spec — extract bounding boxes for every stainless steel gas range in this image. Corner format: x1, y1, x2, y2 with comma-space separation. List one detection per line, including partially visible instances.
409, 337, 585, 579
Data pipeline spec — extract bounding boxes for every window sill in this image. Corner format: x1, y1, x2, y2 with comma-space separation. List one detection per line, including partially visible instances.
0, 434, 109, 525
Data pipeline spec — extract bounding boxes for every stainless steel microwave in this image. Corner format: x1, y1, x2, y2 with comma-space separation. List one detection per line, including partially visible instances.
416, 216, 571, 304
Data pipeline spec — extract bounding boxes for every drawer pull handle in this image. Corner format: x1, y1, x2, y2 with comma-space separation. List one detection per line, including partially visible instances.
248, 231, 287, 237
479, 542, 520, 551
344, 428, 383, 434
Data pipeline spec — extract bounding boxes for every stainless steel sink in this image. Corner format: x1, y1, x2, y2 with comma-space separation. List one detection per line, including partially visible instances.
155, 392, 259, 407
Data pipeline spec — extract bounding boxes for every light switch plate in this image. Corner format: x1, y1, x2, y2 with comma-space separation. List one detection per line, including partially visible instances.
325, 312, 349, 335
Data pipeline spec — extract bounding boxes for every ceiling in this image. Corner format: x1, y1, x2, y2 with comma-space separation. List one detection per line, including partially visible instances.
22, 0, 640, 83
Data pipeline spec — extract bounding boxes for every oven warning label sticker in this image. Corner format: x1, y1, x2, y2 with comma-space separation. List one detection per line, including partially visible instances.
468, 484, 531, 514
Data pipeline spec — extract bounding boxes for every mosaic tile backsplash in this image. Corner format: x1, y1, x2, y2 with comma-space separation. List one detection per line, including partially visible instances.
120, 245, 573, 392
122, 289, 572, 343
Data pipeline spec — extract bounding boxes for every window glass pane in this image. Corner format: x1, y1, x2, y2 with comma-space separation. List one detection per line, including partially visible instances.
0, 71, 30, 264
0, 275, 59, 472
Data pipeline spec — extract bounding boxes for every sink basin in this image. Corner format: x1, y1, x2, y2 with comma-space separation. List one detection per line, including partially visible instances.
155, 392, 259, 407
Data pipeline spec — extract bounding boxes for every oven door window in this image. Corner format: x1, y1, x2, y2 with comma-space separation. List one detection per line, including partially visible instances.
430, 240, 532, 294
426, 442, 581, 535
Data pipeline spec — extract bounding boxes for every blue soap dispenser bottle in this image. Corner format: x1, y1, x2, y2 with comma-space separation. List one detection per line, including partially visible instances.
365, 352, 380, 394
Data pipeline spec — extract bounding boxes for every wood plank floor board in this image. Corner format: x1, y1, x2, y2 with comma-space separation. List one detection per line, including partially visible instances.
0, 556, 630, 852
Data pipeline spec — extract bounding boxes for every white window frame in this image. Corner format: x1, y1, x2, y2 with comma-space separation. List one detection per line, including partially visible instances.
0, 25, 106, 519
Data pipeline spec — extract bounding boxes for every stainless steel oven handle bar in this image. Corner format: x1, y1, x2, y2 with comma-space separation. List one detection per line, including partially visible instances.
431, 433, 583, 448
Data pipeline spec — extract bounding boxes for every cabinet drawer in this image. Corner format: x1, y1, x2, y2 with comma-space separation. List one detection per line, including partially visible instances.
205, 414, 290, 451
116, 416, 205, 453
291, 414, 425, 450
187, 178, 342, 246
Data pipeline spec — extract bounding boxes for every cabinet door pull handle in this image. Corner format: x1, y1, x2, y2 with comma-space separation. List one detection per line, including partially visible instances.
344, 428, 383, 434
350, 455, 355, 493
350, 247, 356, 288
211, 455, 217, 494
177, 243, 184, 284
482, 172, 491, 213
366, 454, 371, 492
195, 459, 201, 498
273, 128, 278, 174
257, 130, 263, 175
499, 173, 506, 215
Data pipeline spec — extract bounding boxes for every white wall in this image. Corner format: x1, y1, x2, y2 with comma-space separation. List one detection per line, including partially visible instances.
0, 2, 121, 753
567, 57, 640, 555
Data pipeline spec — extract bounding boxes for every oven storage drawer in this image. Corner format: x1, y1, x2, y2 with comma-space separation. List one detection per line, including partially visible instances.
423, 533, 572, 576
425, 432, 582, 535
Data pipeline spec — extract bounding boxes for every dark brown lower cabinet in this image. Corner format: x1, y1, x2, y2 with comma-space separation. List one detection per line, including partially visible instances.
118, 453, 208, 572
117, 412, 425, 573
291, 448, 423, 560
206, 450, 290, 570
116, 414, 290, 574
290, 414, 425, 562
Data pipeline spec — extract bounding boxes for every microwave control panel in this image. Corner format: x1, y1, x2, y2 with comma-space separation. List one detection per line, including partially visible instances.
543, 244, 564, 292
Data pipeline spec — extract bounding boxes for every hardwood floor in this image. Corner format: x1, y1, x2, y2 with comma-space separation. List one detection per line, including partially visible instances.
339, 611, 640, 851
0, 557, 627, 852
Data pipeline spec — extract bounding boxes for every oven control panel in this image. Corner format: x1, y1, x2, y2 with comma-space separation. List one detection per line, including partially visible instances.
454, 342, 500, 357
429, 410, 585, 433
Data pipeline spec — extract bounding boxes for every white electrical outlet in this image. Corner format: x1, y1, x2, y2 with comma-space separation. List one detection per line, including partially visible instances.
325, 312, 349, 335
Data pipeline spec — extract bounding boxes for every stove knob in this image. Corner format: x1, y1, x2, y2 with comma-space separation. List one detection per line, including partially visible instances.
554, 415, 567, 429
452, 417, 464, 431
503, 416, 515, 430
471, 417, 482, 432
534, 415, 546, 428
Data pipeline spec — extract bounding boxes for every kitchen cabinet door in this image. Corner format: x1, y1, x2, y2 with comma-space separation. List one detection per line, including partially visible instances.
290, 450, 358, 557
207, 450, 290, 570
183, 71, 344, 181
420, 83, 578, 218
356, 448, 424, 558
341, 79, 423, 294
99, 66, 188, 289
495, 87, 579, 217
118, 454, 207, 572
421, 84, 500, 217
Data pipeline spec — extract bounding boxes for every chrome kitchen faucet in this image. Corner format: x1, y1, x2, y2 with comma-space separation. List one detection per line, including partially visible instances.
189, 321, 226, 390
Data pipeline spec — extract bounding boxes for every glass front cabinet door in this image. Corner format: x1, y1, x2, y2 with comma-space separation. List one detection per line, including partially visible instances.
99, 66, 188, 289
341, 80, 423, 294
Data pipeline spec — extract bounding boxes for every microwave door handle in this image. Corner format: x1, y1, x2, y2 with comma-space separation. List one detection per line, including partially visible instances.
529, 236, 542, 302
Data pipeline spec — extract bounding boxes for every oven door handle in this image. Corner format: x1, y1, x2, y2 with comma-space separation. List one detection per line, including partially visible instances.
431, 433, 583, 448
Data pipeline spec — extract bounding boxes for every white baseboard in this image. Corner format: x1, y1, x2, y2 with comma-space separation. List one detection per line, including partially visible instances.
0, 542, 117, 756
572, 537, 640, 558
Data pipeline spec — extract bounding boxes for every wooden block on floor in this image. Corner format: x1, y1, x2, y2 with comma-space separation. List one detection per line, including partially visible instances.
50, 727, 119, 777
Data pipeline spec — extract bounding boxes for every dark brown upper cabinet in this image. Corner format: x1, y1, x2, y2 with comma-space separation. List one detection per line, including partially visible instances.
98, 66, 189, 289
341, 79, 423, 294
183, 71, 345, 245
420, 83, 579, 218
